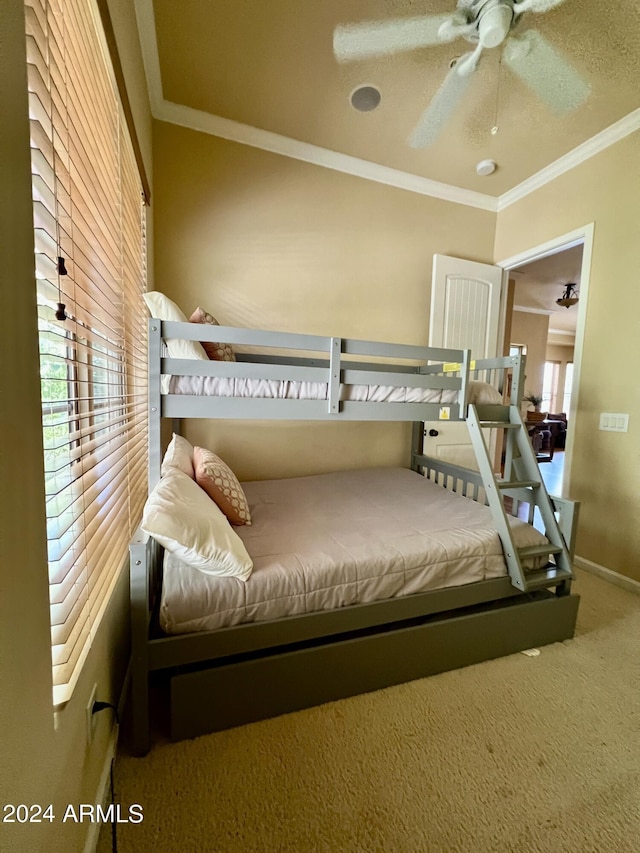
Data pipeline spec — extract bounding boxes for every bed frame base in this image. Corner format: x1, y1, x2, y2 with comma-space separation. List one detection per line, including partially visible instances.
168, 590, 579, 742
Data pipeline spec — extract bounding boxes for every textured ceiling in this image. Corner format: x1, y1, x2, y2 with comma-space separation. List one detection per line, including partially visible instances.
151, 0, 640, 196
512, 244, 583, 334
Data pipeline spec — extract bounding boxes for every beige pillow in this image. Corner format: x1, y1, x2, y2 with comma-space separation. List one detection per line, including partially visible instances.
143, 291, 208, 361
161, 433, 194, 479
193, 446, 251, 526
467, 380, 503, 405
189, 307, 236, 362
141, 468, 253, 579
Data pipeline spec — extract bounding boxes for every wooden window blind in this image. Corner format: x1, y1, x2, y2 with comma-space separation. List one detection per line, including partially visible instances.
25, 0, 148, 705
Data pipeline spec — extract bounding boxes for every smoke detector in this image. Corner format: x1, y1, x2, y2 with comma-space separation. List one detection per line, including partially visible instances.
476, 159, 497, 176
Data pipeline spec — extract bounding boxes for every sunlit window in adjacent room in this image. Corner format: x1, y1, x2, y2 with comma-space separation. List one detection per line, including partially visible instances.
563, 363, 574, 414
542, 361, 560, 412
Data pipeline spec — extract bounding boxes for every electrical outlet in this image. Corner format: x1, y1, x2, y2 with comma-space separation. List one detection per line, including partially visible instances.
86, 683, 98, 745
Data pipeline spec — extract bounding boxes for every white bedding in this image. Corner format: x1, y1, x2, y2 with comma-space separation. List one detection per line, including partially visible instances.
160, 467, 547, 635
167, 377, 502, 405
168, 375, 459, 403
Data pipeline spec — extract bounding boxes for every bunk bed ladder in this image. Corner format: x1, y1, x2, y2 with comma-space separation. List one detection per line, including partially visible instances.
466, 404, 573, 596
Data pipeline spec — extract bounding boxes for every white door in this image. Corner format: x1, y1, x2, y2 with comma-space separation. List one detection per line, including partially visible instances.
424, 254, 504, 469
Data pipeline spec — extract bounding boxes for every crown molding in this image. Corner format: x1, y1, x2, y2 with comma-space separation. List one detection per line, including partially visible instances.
548, 328, 576, 338
154, 101, 497, 210
134, 0, 640, 213
497, 109, 640, 211
513, 304, 554, 316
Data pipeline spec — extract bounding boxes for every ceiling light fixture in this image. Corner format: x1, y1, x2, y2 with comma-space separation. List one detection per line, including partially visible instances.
556, 282, 579, 308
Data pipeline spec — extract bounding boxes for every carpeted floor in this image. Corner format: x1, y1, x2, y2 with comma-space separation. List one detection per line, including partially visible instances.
100, 569, 640, 853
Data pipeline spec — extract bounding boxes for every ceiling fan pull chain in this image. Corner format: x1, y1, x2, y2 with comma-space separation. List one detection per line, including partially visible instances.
491, 52, 504, 135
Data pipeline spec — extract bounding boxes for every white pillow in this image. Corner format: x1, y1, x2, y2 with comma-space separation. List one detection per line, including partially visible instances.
161, 433, 195, 479
143, 291, 208, 361
142, 468, 253, 580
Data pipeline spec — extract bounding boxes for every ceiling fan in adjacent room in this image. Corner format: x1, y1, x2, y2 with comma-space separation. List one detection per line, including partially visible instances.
333, 0, 591, 147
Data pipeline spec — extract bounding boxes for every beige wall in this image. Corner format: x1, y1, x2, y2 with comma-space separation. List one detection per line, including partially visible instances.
495, 132, 640, 580
510, 310, 550, 414
0, 1, 152, 850
153, 120, 497, 479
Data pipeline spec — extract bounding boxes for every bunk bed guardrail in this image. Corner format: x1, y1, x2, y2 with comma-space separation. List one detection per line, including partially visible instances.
149, 319, 527, 480
152, 320, 473, 417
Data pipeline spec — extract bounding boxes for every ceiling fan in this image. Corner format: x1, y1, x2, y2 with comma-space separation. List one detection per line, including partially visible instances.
333, 0, 591, 148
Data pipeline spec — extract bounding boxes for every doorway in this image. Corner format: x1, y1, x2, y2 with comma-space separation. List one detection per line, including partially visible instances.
496, 223, 594, 496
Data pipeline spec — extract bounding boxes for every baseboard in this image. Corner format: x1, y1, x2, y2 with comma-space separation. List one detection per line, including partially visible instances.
83, 725, 118, 853
82, 660, 131, 853
574, 556, 640, 596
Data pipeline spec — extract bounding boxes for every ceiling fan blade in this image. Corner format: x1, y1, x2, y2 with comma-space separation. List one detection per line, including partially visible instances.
513, 0, 565, 14
333, 14, 453, 62
408, 57, 475, 148
503, 30, 590, 115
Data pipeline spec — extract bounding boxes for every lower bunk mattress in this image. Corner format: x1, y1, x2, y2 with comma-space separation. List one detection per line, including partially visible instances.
160, 467, 548, 635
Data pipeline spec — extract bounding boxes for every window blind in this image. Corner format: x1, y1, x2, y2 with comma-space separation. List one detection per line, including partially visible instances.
25, 0, 148, 705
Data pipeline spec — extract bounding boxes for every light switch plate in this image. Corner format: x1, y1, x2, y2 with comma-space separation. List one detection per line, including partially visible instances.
599, 413, 629, 432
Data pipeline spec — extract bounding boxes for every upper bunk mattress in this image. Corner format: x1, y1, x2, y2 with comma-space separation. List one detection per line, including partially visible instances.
167, 375, 460, 403
160, 467, 548, 635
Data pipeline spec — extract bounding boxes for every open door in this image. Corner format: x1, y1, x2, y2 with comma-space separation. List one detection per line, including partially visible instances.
424, 254, 504, 469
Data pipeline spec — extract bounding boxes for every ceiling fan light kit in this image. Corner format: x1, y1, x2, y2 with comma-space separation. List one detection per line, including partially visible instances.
474, 1, 514, 49
334, 0, 590, 148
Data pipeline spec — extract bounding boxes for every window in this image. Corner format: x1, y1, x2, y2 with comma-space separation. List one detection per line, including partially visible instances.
542, 361, 560, 412
25, 0, 148, 705
563, 363, 574, 414
509, 344, 527, 358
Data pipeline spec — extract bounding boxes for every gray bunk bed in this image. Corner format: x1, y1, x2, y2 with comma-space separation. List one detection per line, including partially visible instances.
129, 319, 580, 755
